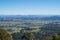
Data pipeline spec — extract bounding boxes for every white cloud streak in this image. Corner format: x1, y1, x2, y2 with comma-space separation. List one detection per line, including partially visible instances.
0, 10, 60, 15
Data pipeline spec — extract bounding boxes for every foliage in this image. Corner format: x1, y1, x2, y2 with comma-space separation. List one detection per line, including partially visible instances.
0, 29, 12, 40
22, 32, 34, 40
43, 33, 60, 40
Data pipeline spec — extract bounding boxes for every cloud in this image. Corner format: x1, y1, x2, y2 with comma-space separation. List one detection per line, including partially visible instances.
0, 10, 60, 15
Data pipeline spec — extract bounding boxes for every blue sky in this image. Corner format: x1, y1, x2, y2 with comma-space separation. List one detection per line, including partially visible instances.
0, 0, 60, 15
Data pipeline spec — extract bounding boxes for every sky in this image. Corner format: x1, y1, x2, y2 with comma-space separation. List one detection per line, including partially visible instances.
0, 0, 60, 15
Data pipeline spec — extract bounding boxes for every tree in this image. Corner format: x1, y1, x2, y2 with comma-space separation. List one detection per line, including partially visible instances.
43, 33, 60, 40
43, 35, 53, 40
22, 32, 34, 40
52, 33, 59, 40
0, 29, 12, 40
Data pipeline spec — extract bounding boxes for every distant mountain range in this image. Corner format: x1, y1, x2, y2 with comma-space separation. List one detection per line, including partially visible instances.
0, 15, 60, 21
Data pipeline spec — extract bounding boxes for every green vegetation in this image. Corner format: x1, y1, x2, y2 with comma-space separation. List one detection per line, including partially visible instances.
0, 21, 43, 34
0, 20, 60, 40
0, 29, 12, 40
22, 32, 34, 40
43, 33, 60, 40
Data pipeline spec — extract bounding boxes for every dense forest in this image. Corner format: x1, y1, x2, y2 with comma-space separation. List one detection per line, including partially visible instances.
0, 29, 60, 40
